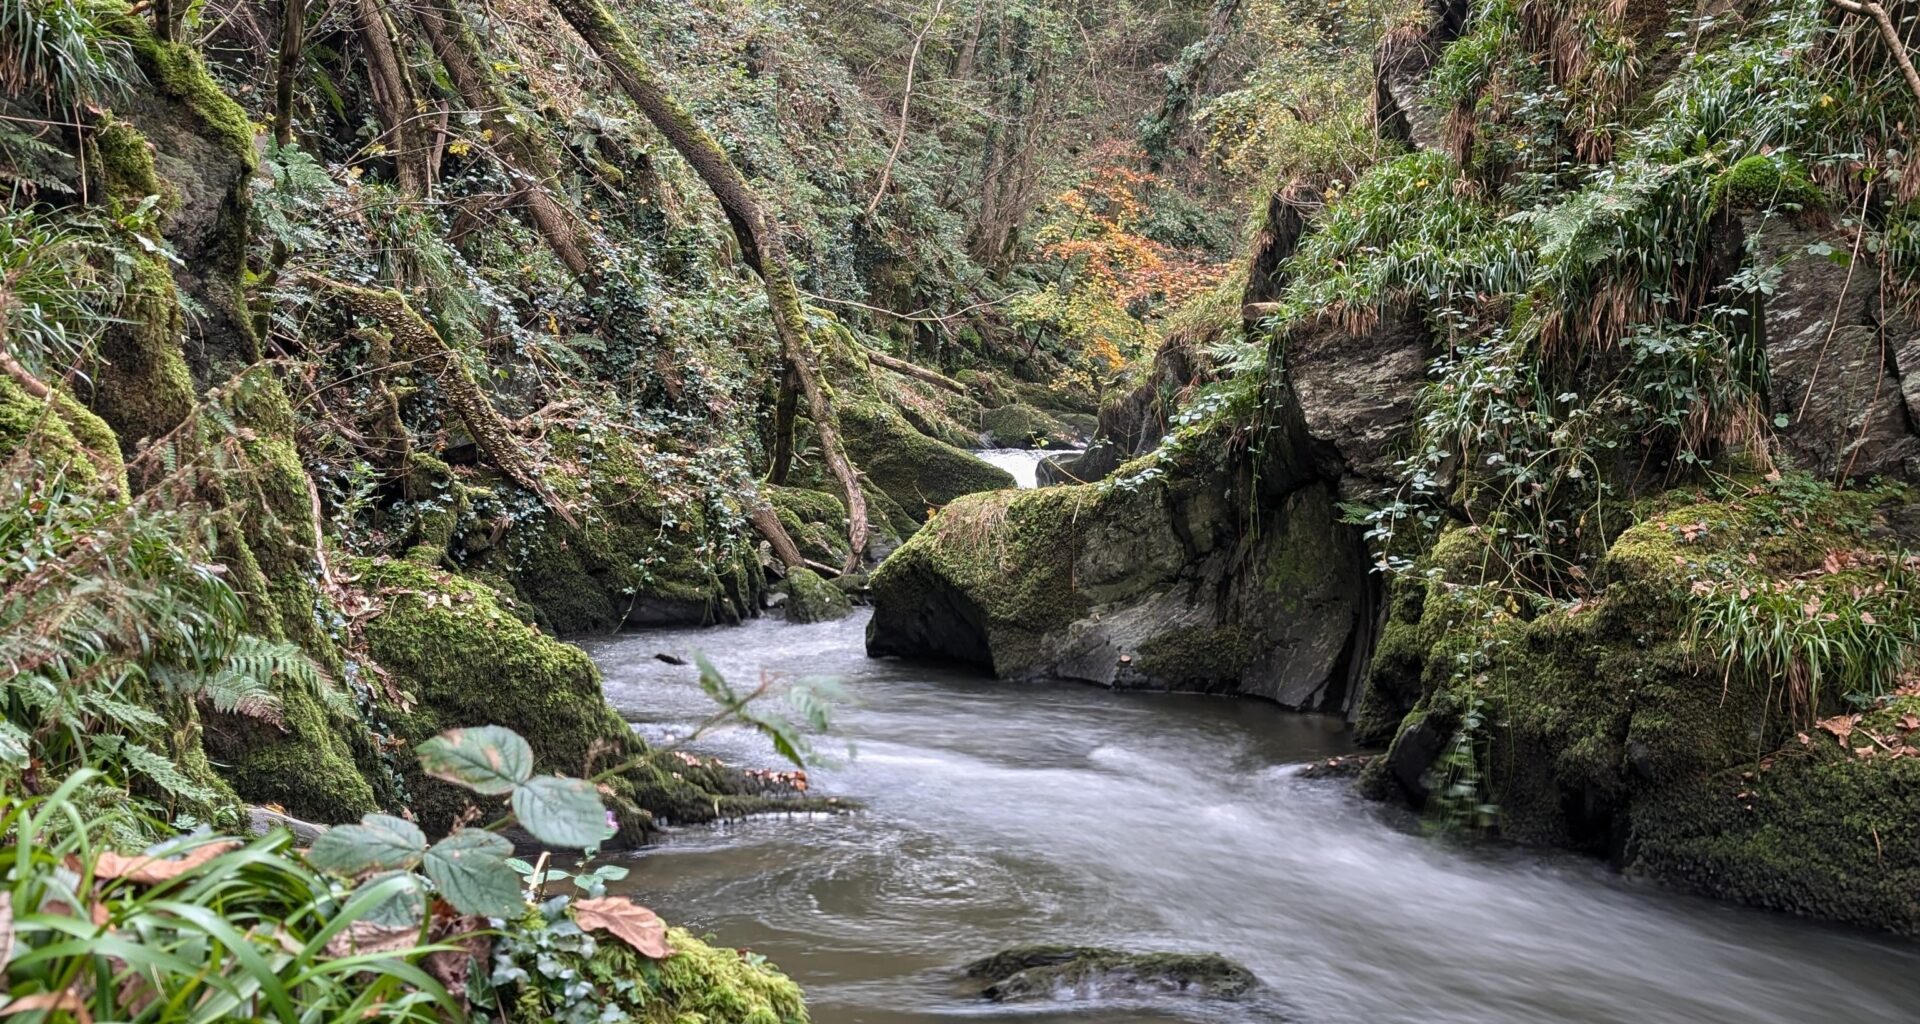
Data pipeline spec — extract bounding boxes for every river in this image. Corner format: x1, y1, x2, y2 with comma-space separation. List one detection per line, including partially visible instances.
582, 613, 1920, 1024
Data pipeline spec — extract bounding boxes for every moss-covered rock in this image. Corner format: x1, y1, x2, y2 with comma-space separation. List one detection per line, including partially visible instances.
768, 485, 851, 568
1711, 154, 1822, 213
867, 442, 1370, 710
780, 567, 852, 623
978, 402, 1081, 449
350, 556, 798, 835
0, 376, 127, 494
351, 556, 651, 834
1630, 734, 1920, 934
838, 400, 1014, 521
466, 424, 761, 633
1357, 480, 1920, 931
505, 923, 807, 1023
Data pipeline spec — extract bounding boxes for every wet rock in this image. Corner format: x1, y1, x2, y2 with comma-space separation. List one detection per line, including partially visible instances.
780, 567, 853, 624
1036, 440, 1125, 486
964, 945, 1258, 1004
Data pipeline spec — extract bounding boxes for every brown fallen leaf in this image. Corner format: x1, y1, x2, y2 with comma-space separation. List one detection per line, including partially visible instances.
1817, 715, 1857, 745
572, 897, 672, 959
0, 989, 93, 1023
92, 843, 237, 885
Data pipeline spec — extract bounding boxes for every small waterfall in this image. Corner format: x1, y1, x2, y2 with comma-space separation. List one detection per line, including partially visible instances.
972, 448, 1081, 488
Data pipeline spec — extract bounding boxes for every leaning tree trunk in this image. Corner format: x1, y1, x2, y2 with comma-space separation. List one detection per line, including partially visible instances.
546, 0, 870, 572
415, 0, 597, 279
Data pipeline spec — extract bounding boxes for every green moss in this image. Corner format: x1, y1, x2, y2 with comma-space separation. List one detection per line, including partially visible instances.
963, 945, 1256, 1002
1135, 625, 1257, 685
89, 254, 193, 451
350, 556, 797, 834
1711, 154, 1821, 213
1630, 747, 1920, 935
838, 400, 1014, 521
768, 485, 849, 567
0, 376, 127, 494
513, 925, 807, 1024
978, 402, 1075, 448
780, 567, 852, 623
99, 3, 258, 167
1360, 477, 1916, 927
352, 556, 650, 834
475, 425, 757, 633
90, 115, 171, 214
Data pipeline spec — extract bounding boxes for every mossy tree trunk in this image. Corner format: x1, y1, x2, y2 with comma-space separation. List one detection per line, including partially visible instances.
770, 369, 799, 485
546, 0, 870, 572
1138, 0, 1243, 166
415, 0, 597, 280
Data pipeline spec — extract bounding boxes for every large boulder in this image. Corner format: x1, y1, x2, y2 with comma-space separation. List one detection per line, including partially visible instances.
978, 402, 1082, 449
867, 444, 1371, 712
839, 400, 1014, 520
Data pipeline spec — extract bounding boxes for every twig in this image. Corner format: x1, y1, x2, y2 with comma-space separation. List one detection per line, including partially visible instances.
1828, 0, 1920, 104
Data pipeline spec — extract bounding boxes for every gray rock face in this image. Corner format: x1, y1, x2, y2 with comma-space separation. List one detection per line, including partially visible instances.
1756, 223, 1920, 481
963, 946, 1259, 1004
1285, 316, 1430, 497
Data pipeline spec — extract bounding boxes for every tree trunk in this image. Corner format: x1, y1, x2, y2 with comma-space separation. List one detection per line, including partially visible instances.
748, 502, 806, 570
770, 368, 798, 484
273, 0, 305, 147
547, 0, 870, 572
354, 0, 430, 193
415, 0, 597, 279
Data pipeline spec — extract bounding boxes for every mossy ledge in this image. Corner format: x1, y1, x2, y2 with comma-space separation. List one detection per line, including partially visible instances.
1355, 483, 1920, 934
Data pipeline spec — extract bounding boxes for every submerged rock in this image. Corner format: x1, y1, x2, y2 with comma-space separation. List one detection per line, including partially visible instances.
964, 945, 1258, 1004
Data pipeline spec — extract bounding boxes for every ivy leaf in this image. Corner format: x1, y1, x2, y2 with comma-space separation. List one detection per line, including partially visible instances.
571, 897, 672, 959
511, 776, 610, 848
423, 829, 522, 919
309, 814, 427, 874
417, 726, 533, 796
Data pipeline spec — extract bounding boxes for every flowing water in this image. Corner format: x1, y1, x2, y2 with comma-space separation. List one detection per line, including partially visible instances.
972, 448, 1080, 489
583, 613, 1920, 1024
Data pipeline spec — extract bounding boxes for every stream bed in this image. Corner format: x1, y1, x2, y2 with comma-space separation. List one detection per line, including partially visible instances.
583, 613, 1920, 1024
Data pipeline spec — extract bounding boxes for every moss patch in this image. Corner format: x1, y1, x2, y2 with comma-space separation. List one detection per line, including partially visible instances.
780, 566, 852, 623
838, 400, 1013, 521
